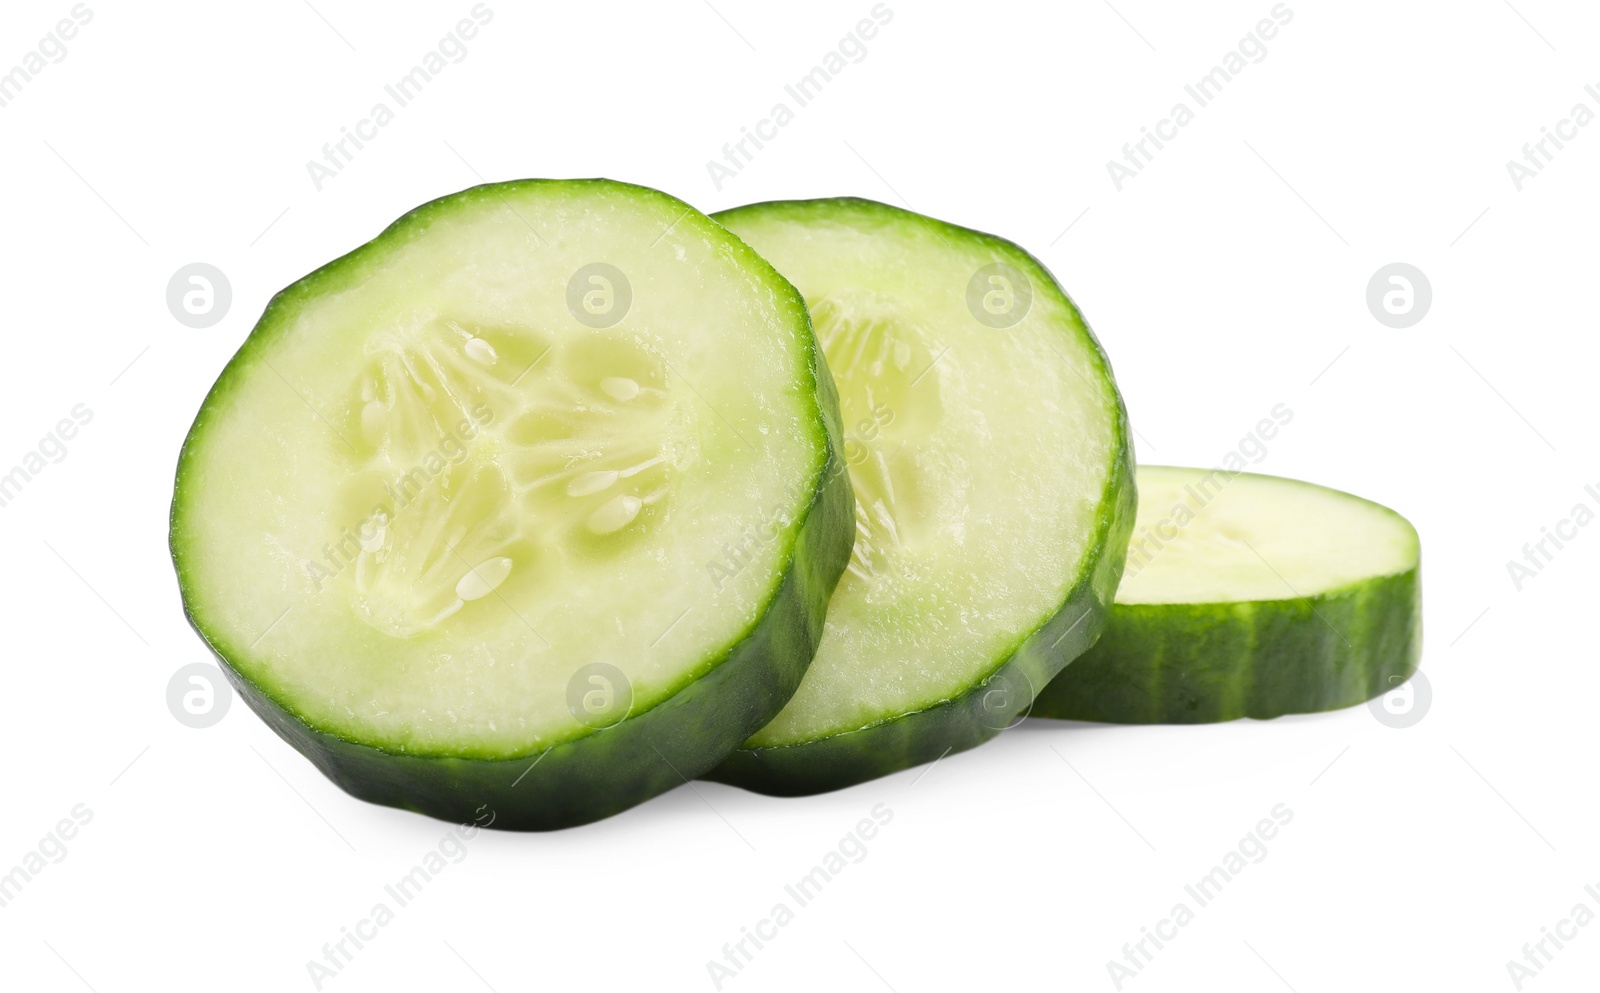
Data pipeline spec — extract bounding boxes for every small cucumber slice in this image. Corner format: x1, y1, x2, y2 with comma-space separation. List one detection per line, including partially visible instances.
170, 180, 853, 829
707, 198, 1135, 794
1034, 465, 1421, 723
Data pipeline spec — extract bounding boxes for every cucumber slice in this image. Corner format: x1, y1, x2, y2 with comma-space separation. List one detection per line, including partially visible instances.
1033, 466, 1421, 723
705, 198, 1134, 794
170, 179, 853, 830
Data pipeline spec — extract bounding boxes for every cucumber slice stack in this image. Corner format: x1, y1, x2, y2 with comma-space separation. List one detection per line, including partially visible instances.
171, 178, 1421, 829
171, 180, 853, 830
1032, 466, 1421, 724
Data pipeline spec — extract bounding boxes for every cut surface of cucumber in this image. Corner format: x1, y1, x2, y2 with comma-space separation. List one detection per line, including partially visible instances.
706, 198, 1134, 794
170, 179, 853, 829
1033, 465, 1421, 724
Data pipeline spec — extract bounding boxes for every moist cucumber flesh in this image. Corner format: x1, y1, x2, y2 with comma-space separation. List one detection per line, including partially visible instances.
706, 198, 1134, 794
170, 179, 853, 829
1033, 465, 1421, 723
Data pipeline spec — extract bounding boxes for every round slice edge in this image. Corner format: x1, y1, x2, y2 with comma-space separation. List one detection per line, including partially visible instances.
1033, 465, 1422, 724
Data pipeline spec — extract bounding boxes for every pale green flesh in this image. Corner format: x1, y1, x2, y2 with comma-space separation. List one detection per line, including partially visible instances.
173, 182, 829, 758
1121, 466, 1419, 605
719, 204, 1123, 748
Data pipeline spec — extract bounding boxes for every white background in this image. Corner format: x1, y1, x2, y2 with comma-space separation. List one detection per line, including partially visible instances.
2, 1, 1596, 990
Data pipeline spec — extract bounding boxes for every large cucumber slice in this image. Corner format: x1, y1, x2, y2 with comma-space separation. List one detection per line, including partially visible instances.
1033, 465, 1421, 723
170, 179, 853, 830
706, 198, 1134, 794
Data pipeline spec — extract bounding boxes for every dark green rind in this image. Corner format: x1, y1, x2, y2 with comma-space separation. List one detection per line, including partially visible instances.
703, 198, 1137, 796
171, 179, 855, 830
1032, 567, 1422, 723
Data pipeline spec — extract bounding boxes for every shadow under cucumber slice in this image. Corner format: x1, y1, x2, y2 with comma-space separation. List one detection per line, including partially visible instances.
170, 179, 853, 829
1033, 465, 1421, 724
705, 198, 1135, 795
